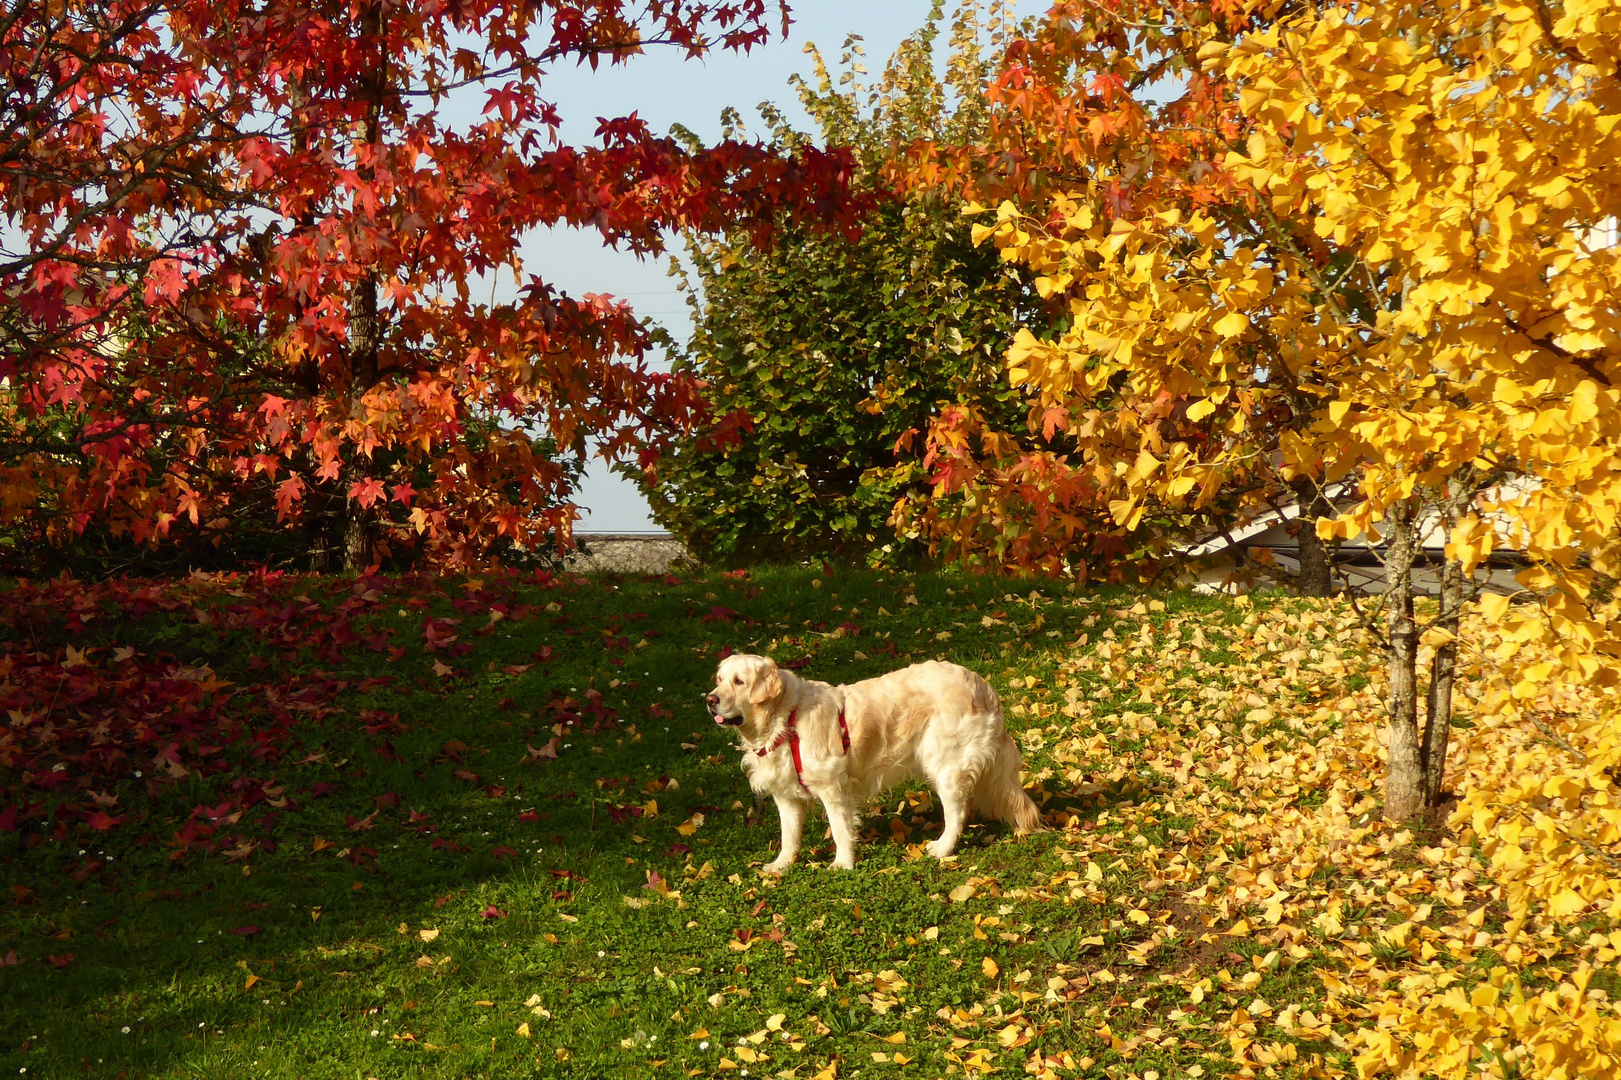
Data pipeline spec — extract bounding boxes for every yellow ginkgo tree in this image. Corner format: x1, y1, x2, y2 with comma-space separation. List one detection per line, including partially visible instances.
963, 0, 1621, 1075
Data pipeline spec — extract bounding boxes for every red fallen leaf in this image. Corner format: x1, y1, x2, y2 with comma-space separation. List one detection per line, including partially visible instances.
530, 646, 553, 663
0, 951, 16, 966
346, 809, 380, 831
232, 925, 259, 936
502, 664, 532, 676
374, 792, 400, 808
481, 905, 506, 919
721, 568, 750, 580
665, 843, 691, 856
452, 769, 480, 782
518, 811, 541, 824
85, 809, 125, 831
71, 860, 104, 883
489, 846, 519, 859
702, 605, 738, 623
431, 839, 467, 852
309, 783, 337, 799
484, 786, 506, 799
496, 696, 517, 710
521, 739, 560, 763
734, 928, 754, 944
749, 900, 769, 917
46, 953, 74, 967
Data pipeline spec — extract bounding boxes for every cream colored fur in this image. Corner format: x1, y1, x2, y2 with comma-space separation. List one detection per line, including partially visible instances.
708, 653, 1042, 872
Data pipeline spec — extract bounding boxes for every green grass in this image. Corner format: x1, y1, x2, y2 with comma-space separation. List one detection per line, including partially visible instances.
0, 567, 1164, 1078
2, 566, 1418, 1079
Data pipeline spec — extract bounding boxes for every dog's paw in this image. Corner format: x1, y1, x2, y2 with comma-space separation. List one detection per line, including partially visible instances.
831, 854, 856, 871
925, 839, 956, 860
762, 859, 792, 875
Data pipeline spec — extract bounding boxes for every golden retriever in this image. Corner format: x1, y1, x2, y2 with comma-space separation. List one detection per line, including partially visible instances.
707, 653, 1041, 871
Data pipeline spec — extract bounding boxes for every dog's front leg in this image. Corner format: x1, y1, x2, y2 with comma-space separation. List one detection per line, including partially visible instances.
822, 795, 859, 870
762, 795, 807, 874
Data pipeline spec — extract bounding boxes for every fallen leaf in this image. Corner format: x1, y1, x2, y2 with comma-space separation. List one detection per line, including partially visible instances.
419, 928, 440, 943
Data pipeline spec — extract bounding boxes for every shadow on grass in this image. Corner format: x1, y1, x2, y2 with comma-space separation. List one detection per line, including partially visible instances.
3, 566, 1136, 1078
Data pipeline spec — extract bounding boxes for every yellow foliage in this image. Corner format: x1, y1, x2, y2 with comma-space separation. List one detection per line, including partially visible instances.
967, 0, 1621, 1073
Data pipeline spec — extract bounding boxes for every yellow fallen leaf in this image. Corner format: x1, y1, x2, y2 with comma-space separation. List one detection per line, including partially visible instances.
516, 1022, 531, 1039
948, 884, 976, 903
893, 1052, 913, 1065
884, 1031, 906, 1044
982, 957, 1000, 978
813, 1062, 839, 1080
418, 928, 440, 943
244, 974, 261, 989
676, 812, 705, 837
474, 1000, 494, 1007
766, 1013, 786, 1031
689, 1027, 710, 1040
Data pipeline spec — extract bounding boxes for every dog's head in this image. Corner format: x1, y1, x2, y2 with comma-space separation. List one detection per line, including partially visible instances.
706, 653, 784, 735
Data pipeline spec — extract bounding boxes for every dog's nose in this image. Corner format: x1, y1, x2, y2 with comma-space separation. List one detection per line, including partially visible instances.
705, 693, 719, 707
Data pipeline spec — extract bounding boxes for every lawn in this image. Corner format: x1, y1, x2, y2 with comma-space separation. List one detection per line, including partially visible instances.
0, 565, 1566, 1079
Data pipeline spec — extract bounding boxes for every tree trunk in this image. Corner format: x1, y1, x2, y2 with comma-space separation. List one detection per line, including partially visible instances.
1291, 476, 1334, 597
340, 1, 386, 575
1422, 552, 1463, 806
1383, 496, 1426, 821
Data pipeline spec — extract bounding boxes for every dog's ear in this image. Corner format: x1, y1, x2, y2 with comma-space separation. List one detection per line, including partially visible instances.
748, 660, 783, 705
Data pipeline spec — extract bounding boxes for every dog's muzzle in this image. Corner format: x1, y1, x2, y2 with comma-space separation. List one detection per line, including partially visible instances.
706, 693, 742, 726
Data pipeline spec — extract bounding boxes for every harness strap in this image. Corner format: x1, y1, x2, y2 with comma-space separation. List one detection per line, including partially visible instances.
756, 703, 850, 790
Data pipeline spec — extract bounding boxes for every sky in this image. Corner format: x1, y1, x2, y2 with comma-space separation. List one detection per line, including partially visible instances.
517, 1, 1050, 531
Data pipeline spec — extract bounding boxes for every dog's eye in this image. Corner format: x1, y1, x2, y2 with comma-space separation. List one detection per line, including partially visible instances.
732, 676, 743, 685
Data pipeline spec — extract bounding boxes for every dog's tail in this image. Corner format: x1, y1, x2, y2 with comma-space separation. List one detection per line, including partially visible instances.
973, 733, 1044, 834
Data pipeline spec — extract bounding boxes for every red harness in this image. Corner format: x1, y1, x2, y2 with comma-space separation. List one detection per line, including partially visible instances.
757, 705, 850, 790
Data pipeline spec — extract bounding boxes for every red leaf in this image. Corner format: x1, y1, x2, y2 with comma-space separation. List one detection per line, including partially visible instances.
46, 953, 75, 967
481, 905, 506, 919
85, 809, 124, 831
231, 925, 259, 936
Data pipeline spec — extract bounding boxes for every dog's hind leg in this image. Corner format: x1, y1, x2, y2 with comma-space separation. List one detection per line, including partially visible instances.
763, 795, 808, 875
924, 765, 973, 859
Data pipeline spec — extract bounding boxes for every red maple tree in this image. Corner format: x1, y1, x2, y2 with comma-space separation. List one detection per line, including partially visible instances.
2, 0, 863, 571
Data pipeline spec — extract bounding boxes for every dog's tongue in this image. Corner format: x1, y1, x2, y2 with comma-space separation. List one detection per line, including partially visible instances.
713, 714, 727, 726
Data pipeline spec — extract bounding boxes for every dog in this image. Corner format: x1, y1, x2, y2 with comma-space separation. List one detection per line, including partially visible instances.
706, 653, 1042, 871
